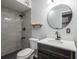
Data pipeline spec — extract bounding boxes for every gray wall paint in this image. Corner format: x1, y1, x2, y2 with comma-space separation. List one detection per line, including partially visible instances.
1, 7, 22, 56
31, 0, 77, 41
21, 9, 31, 49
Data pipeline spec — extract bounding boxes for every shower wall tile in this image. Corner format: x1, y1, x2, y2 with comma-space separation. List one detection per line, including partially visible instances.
1, 7, 22, 56
21, 9, 31, 48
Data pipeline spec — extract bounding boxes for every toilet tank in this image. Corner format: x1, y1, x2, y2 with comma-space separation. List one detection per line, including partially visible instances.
29, 38, 39, 49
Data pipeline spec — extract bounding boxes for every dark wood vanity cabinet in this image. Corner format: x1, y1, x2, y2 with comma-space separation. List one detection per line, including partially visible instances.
38, 43, 75, 59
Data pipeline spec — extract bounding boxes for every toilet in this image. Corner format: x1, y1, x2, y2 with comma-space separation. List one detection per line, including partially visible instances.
17, 38, 39, 59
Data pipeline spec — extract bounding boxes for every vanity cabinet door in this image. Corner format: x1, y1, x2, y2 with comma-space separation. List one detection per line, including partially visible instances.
38, 49, 69, 59
38, 52, 50, 59
49, 54, 68, 59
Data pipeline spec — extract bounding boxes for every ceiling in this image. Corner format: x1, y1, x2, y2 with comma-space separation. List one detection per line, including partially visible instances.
1, 0, 30, 12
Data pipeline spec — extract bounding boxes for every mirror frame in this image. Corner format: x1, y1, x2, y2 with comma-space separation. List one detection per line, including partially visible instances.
47, 4, 73, 30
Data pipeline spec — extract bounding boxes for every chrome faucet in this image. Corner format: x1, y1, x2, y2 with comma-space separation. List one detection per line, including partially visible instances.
55, 31, 61, 40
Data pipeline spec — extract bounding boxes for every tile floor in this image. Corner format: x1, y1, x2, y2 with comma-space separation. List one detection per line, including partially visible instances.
1, 50, 37, 59
1, 50, 20, 59
1, 49, 37, 59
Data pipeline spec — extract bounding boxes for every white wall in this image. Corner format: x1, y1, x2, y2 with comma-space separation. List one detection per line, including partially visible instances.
31, 0, 77, 41
1, 7, 22, 56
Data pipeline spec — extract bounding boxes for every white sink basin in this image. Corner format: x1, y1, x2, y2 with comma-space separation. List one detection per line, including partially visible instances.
48, 40, 63, 44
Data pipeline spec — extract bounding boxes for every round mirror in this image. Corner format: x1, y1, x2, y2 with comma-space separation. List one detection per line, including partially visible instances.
47, 4, 72, 29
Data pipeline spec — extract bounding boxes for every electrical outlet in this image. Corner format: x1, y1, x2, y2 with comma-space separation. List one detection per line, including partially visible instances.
66, 28, 70, 33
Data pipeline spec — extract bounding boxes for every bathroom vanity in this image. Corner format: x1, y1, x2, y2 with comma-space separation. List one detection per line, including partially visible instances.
38, 38, 76, 59
37, 4, 76, 59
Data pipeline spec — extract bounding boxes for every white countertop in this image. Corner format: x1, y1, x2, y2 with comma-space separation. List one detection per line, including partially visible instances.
38, 38, 76, 52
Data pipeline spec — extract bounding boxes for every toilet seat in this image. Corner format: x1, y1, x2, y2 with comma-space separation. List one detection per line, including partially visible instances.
17, 48, 34, 59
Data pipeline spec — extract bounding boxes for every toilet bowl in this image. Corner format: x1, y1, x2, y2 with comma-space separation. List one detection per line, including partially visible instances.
17, 38, 39, 59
